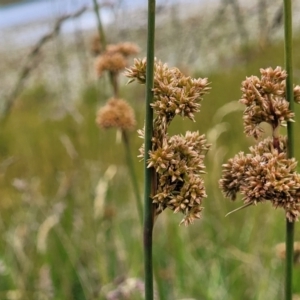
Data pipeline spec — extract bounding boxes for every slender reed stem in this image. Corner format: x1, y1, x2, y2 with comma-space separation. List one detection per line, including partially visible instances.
92, 0, 119, 98
284, 0, 294, 299
122, 130, 143, 225
92, 0, 107, 49
110, 72, 119, 98
144, 0, 156, 299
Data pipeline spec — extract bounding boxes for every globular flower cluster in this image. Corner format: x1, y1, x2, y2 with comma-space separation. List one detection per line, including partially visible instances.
220, 137, 300, 221
125, 58, 210, 123
220, 67, 300, 222
96, 97, 136, 131
240, 66, 300, 139
95, 42, 140, 77
149, 132, 210, 226
126, 59, 210, 225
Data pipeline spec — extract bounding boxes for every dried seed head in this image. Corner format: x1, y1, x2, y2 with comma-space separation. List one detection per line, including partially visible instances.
106, 42, 140, 57
148, 131, 210, 225
95, 52, 128, 77
128, 58, 210, 225
239, 67, 297, 139
95, 42, 140, 77
220, 137, 300, 221
96, 98, 136, 131
124, 58, 147, 84
125, 58, 210, 122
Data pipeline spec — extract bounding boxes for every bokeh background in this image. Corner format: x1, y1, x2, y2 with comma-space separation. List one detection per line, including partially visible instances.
1, 0, 300, 299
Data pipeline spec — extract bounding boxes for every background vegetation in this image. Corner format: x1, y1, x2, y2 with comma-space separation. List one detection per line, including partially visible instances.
0, 1, 300, 299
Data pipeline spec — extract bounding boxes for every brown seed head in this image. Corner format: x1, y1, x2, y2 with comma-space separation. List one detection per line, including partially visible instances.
148, 131, 210, 225
240, 67, 296, 139
128, 59, 210, 225
106, 42, 140, 57
95, 42, 140, 76
95, 52, 128, 77
96, 98, 136, 131
125, 58, 210, 122
219, 137, 300, 221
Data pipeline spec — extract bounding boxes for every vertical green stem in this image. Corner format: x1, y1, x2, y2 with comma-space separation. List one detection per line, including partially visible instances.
144, 1, 156, 299
92, 0, 107, 49
284, 0, 294, 299
110, 73, 119, 98
122, 130, 143, 226
92, 0, 119, 98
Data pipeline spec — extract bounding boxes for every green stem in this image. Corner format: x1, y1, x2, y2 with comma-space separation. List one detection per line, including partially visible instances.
144, 0, 156, 300
92, 0, 107, 49
284, 0, 294, 299
110, 72, 119, 98
92, 0, 120, 98
122, 130, 143, 226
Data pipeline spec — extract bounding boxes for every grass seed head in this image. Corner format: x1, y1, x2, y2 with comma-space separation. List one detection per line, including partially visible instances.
106, 42, 140, 57
95, 42, 140, 77
96, 98, 136, 131
95, 52, 128, 77
128, 58, 211, 225
150, 131, 210, 225
220, 137, 300, 221
240, 67, 297, 139
125, 58, 210, 123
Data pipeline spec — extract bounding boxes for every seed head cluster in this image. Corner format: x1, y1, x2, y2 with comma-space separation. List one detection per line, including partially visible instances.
96, 97, 136, 131
220, 67, 300, 222
220, 137, 300, 221
126, 59, 210, 225
150, 132, 210, 226
240, 67, 300, 139
95, 42, 140, 77
125, 58, 210, 123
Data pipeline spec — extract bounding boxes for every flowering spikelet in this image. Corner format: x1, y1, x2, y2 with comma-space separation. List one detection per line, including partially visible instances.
220, 137, 300, 221
240, 66, 300, 139
95, 52, 128, 77
125, 58, 210, 122
95, 42, 140, 77
106, 42, 140, 57
126, 59, 210, 225
149, 132, 210, 225
220, 67, 300, 222
96, 98, 136, 131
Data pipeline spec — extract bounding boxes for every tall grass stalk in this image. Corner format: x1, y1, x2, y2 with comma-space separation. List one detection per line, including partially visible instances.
92, 0, 120, 98
92, 0, 106, 48
144, 0, 156, 299
283, 0, 294, 299
93, 0, 142, 221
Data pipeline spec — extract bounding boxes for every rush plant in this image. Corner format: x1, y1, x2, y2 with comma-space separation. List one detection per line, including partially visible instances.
125, 57, 210, 300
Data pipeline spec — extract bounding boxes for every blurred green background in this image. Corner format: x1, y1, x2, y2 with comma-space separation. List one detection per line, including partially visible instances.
1, 0, 300, 299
